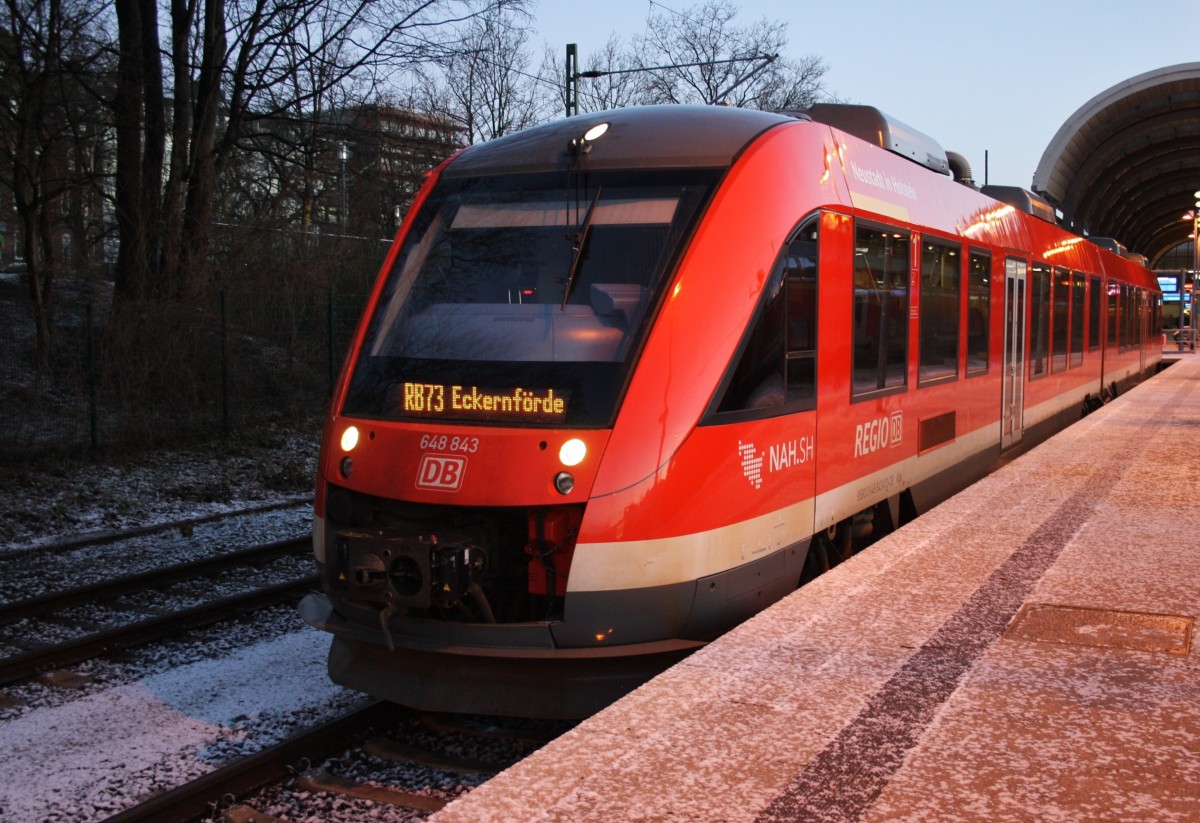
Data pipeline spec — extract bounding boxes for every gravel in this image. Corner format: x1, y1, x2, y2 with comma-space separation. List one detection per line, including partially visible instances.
0, 426, 350, 821
0, 427, 568, 822
0, 420, 321, 553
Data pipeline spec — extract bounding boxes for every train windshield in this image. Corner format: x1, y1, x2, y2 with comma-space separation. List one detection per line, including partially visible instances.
343, 169, 716, 427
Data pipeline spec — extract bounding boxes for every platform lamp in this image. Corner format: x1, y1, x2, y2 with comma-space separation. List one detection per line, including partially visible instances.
1183, 209, 1194, 330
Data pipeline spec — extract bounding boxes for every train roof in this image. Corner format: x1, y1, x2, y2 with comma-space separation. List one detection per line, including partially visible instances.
447, 104, 958, 180
434, 104, 1156, 287
801, 103, 951, 176
980, 185, 1058, 224
443, 105, 794, 177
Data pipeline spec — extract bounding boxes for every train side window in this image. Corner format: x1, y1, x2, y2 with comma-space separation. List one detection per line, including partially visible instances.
1135, 288, 1142, 347
852, 223, 910, 399
1129, 284, 1137, 348
966, 250, 990, 375
711, 218, 818, 418
1052, 267, 1069, 372
1107, 280, 1118, 348
1070, 271, 1085, 367
918, 237, 960, 385
1129, 286, 1138, 348
1120, 283, 1129, 351
1088, 275, 1101, 351
785, 224, 818, 406
1029, 263, 1050, 380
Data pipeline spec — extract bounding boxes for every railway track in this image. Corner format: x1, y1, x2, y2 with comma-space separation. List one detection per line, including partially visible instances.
0, 537, 309, 625
101, 701, 402, 823
102, 703, 567, 822
0, 536, 316, 686
0, 499, 314, 605
2, 503, 568, 822
0, 497, 311, 562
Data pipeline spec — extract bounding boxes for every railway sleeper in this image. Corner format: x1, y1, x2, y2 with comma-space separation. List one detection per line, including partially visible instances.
222, 804, 289, 823
295, 766, 449, 813
363, 737, 498, 776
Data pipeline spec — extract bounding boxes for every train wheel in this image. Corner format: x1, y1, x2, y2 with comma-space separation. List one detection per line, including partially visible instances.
872, 497, 897, 537
802, 519, 858, 582
834, 521, 854, 563
898, 489, 919, 528
800, 531, 835, 584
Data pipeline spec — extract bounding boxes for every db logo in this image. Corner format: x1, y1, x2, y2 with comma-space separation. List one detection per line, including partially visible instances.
416, 454, 466, 491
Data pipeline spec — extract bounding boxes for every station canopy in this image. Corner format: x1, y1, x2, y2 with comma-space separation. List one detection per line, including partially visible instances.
1032, 63, 1200, 267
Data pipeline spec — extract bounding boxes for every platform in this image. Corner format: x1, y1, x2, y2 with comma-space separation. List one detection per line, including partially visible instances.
433, 356, 1200, 823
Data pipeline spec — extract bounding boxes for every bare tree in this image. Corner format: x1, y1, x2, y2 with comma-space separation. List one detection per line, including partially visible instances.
112, 0, 161, 301
0, 0, 111, 371
112, 0, 529, 301
633, 0, 828, 109
748, 53, 832, 111
222, 3, 363, 245
418, 6, 550, 145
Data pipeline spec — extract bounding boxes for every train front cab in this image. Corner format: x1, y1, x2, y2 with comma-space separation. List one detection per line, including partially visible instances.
299, 107, 825, 718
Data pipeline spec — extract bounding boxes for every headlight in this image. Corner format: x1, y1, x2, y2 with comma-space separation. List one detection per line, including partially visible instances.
554, 472, 575, 495
559, 438, 586, 466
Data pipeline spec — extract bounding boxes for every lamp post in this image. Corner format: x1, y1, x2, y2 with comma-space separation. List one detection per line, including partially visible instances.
1183, 197, 1200, 346
339, 142, 349, 227
1192, 191, 1200, 340
1192, 192, 1200, 272
1187, 210, 1196, 317
563, 43, 777, 117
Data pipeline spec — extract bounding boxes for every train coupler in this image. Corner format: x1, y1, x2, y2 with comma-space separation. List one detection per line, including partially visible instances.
525, 506, 582, 597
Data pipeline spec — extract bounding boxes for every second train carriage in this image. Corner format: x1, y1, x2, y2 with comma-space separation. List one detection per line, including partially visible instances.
300, 104, 1162, 718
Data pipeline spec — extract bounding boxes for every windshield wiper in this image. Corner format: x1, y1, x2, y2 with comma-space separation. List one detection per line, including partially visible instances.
561, 186, 602, 309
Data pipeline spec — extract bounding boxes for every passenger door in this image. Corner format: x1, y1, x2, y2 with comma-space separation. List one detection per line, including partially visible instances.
1001, 258, 1026, 450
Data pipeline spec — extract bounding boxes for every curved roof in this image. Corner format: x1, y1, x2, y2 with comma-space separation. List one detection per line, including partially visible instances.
1032, 63, 1200, 266
446, 105, 791, 177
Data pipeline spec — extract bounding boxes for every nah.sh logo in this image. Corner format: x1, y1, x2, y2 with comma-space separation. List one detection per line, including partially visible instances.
416, 454, 466, 491
738, 441, 763, 490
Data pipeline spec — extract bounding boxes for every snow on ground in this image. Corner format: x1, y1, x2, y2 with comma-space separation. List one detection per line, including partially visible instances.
0, 628, 361, 822
0, 426, 349, 821
0, 421, 321, 552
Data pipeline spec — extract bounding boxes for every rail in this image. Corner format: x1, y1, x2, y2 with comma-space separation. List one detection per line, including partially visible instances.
0, 575, 318, 686
101, 701, 400, 823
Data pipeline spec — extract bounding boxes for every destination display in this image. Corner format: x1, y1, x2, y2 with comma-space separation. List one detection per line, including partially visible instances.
402, 382, 569, 423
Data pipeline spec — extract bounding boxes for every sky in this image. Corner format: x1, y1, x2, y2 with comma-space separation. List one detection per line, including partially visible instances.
530, 0, 1200, 190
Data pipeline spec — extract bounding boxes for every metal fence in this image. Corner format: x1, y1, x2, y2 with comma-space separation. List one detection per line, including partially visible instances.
1, 287, 368, 463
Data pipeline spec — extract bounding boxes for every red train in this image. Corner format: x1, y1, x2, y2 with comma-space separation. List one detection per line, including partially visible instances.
300, 104, 1162, 718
